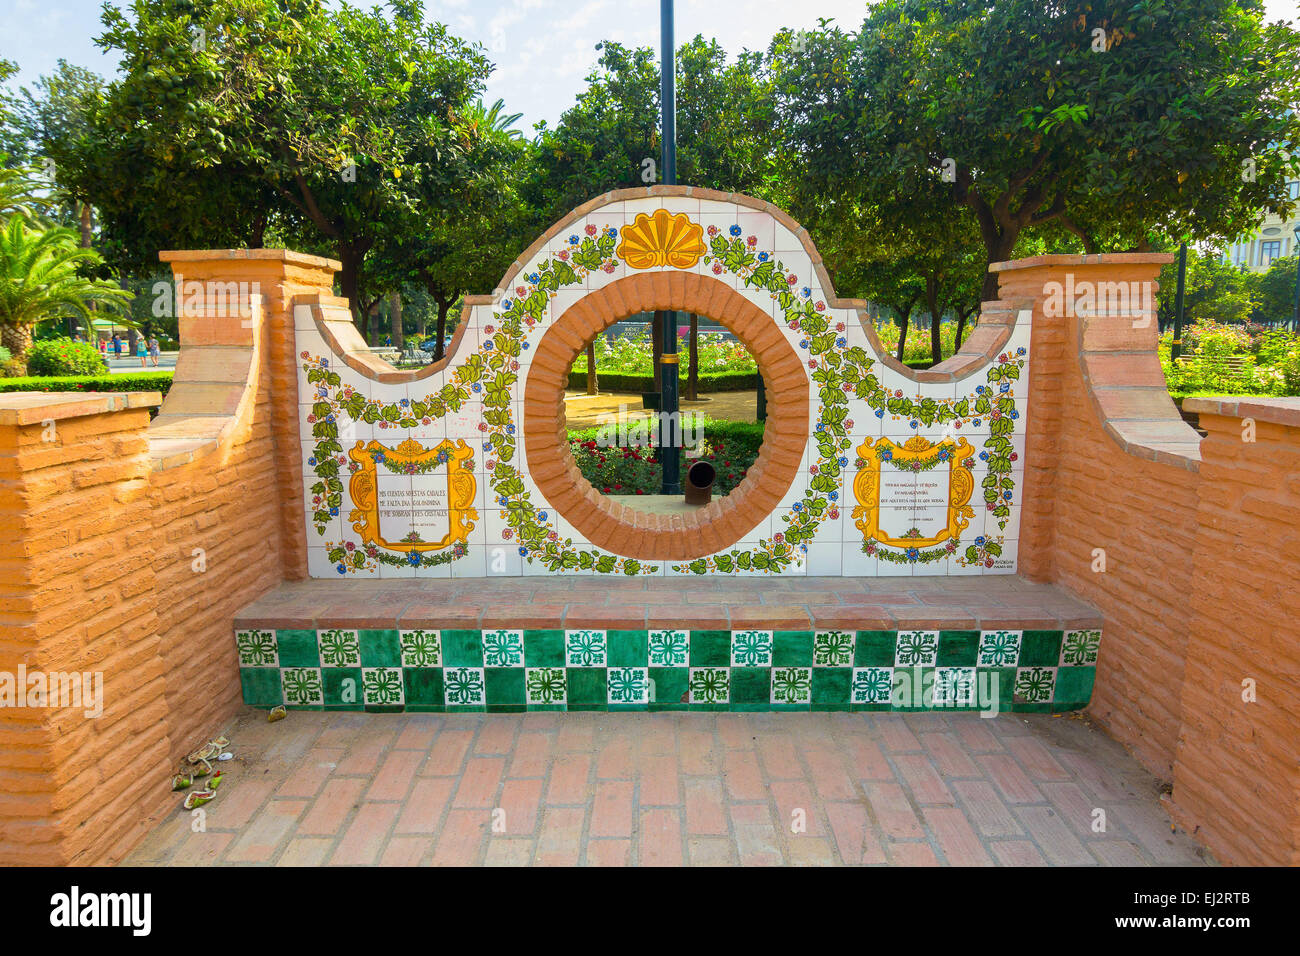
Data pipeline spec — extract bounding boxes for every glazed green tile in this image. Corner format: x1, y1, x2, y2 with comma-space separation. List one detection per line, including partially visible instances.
567, 668, 607, 705
689, 630, 731, 666
773, 630, 814, 666
441, 629, 484, 667
1053, 666, 1095, 706
324, 703, 364, 711
365, 704, 404, 714
276, 630, 320, 668
688, 702, 730, 712
1019, 630, 1063, 666
890, 666, 935, 710
322, 667, 362, 706
528, 704, 567, 712
980, 666, 1016, 711
524, 629, 565, 666
404, 668, 444, 709
607, 630, 648, 667
854, 630, 896, 666
649, 667, 689, 706
484, 668, 526, 707
358, 629, 402, 667
850, 701, 893, 713
729, 667, 771, 704
240, 668, 283, 707
937, 630, 980, 667
812, 668, 852, 706
487, 704, 527, 713
1013, 701, 1053, 714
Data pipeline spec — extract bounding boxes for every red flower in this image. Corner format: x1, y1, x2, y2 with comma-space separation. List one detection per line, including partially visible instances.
585, 224, 598, 235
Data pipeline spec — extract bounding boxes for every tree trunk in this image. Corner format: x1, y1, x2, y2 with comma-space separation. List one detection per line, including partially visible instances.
895, 310, 909, 364
651, 312, 662, 391
756, 373, 767, 423
368, 302, 382, 347
925, 276, 944, 365
433, 296, 452, 361
75, 202, 94, 338
390, 292, 403, 351
586, 340, 598, 395
955, 307, 976, 350
1, 323, 33, 372
687, 312, 698, 401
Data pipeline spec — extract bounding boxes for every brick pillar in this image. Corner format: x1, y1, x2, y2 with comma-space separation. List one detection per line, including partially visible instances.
0, 393, 164, 864
1172, 398, 1300, 865
158, 250, 340, 580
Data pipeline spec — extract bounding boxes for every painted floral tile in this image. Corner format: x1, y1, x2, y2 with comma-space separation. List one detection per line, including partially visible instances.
895, 630, 939, 666
566, 629, 607, 667
731, 630, 773, 667
648, 630, 689, 666
851, 667, 894, 704
1061, 629, 1102, 666
813, 630, 854, 667
608, 667, 650, 704
483, 629, 525, 667
689, 667, 730, 704
236, 629, 278, 667
1014, 666, 1057, 703
771, 667, 812, 704
318, 628, 360, 667
400, 629, 442, 667
281, 667, 323, 706
443, 666, 486, 706
526, 667, 567, 705
977, 630, 1022, 667
363, 667, 405, 706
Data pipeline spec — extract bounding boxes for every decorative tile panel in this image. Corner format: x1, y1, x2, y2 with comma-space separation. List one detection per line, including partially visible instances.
237, 626, 1099, 714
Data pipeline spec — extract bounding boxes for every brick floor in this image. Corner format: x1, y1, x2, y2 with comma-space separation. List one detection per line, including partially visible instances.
124, 708, 1213, 866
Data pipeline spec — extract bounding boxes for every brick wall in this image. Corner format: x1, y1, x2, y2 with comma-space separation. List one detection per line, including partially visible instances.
0, 251, 336, 864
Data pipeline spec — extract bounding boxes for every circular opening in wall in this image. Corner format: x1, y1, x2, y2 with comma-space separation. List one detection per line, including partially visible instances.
562, 313, 768, 513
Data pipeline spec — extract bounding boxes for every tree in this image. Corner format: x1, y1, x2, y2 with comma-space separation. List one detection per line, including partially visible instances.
67, 0, 494, 322
772, 1, 1300, 299
1255, 255, 1299, 325
0, 220, 132, 370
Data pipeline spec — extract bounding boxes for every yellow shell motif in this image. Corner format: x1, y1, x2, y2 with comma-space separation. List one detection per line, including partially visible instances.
615, 209, 707, 270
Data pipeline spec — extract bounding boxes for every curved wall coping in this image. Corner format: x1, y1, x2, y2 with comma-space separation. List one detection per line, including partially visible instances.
1183, 396, 1300, 429
146, 294, 264, 472
306, 184, 1027, 389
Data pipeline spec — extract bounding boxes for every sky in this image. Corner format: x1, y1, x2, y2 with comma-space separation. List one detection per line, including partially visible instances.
1, 0, 1296, 133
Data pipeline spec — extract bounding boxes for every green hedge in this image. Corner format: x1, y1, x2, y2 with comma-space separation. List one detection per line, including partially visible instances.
568, 369, 759, 392
0, 371, 174, 396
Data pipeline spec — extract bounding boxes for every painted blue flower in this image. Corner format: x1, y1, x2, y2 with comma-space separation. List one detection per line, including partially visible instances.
938, 448, 950, 460
1017, 347, 1026, 355
729, 225, 742, 236
801, 287, 811, 298
320, 359, 329, 367
976, 385, 985, 394
606, 227, 618, 237
880, 449, 893, 461
828, 490, 839, 501
507, 424, 516, 434
975, 536, 986, 546
336, 564, 347, 574
836, 337, 847, 348
906, 548, 920, 561
308, 456, 317, 466
875, 408, 885, 418
1010, 410, 1019, 419
329, 507, 339, 516
838, 457, 848, 466
482, 441, 492, 450
568, 235, 579, 244
407, 552, 421, 566
502, 299, 512, 309
326, 414, 335, 423
973, 418, 982, 427
538, 511, 548, 521
793, 502, 803, 512
799, 339, 809, 349
979, 451, 989, 460
909, 420, 919, 429
400, 398, 409, 406
522, 342, 530, 350
518, 546, 528, 556
999, 382, 1010, 393
528, 273, 540, 282
758, 252, 769, 261
1003, 490, 1013, 500
472, 382, 481, 392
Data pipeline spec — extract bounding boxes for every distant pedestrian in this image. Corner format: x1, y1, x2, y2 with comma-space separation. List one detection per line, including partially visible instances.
148, 337, 160, 367
112, 335, 122, 359
137, 337, 148, 367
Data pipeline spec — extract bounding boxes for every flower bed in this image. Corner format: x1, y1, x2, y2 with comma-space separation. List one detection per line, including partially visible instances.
567, 419, 765, 497
1161, 322, 1300, 399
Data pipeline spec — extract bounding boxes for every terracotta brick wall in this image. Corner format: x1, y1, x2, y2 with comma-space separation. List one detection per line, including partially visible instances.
0, 251, 336, 864
998, 256, 1299, 865
1172, 400, 1300, 866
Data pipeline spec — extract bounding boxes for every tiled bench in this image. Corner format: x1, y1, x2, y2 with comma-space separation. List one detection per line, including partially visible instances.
233, 577, 1103, 715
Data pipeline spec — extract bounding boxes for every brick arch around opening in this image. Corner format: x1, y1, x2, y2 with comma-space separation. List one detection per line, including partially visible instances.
523, 271, 810, 561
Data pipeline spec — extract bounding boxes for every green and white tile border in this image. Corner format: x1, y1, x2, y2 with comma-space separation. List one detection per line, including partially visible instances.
237, 626, 1100, 713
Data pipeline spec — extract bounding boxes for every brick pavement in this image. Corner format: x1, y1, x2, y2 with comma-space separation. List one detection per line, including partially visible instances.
125, 708, 1211, 866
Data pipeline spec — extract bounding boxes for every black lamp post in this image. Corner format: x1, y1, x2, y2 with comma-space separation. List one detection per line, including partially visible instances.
1292, 224, 1300, 332
656, 0, 681, 494
1171, 242, 1187, 362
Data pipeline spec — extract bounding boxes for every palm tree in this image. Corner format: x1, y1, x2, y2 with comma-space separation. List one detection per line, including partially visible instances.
0, 219, 132, 371
0, 165, 48, 222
